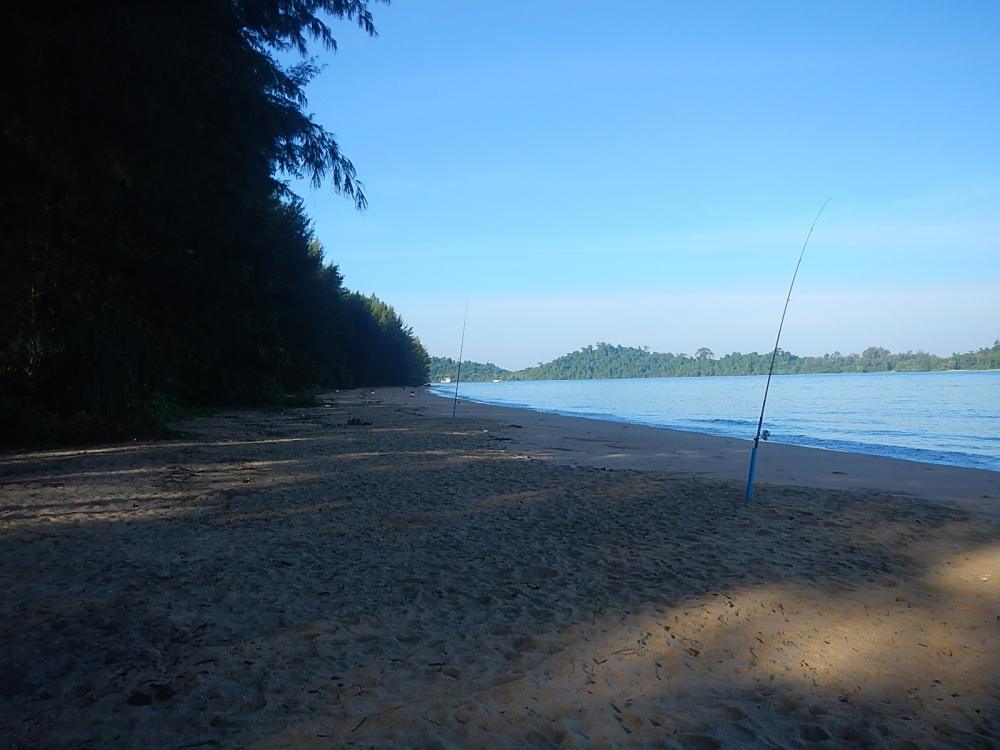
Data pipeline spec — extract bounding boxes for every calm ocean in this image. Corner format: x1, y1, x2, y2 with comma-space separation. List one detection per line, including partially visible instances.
430, 371, 1000, 472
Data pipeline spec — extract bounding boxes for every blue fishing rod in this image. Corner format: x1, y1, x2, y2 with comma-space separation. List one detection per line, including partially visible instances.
451, 298, 469, 419
745, 199, 830, 502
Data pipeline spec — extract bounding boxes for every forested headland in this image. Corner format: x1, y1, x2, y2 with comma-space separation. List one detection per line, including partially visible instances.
430, 340, 1000, 383
2, 2, 429, 443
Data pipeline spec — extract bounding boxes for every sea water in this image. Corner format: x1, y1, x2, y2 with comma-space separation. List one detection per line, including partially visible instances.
430, 371, 1000, 472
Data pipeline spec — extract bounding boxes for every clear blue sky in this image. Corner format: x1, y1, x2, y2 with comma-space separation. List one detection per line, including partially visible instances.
291, 1, 999, 369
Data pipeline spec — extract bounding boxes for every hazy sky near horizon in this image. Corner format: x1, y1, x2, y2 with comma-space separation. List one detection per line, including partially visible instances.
291, 1, 999, 370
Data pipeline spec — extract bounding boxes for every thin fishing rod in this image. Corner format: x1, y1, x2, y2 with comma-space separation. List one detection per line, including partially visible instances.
745, 198, 830, 502
451, 298, 469, 419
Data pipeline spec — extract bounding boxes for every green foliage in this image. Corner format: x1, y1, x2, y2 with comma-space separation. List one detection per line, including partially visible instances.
144, 392, 188, 424
429, 357, 511, 383
1, 1, 427, 445
438, 340, 1000, 383
340, 293, 431, 387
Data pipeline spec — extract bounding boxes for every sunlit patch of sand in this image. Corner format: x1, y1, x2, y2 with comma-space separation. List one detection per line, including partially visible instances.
0, 441, 201, 462
927, 544, 1000, 599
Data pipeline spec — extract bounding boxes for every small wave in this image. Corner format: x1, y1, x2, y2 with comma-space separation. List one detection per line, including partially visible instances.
771, 434, 1000, 472
434, 373, 1000, 472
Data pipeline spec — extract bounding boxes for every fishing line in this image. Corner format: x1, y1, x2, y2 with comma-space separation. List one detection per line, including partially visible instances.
745, 198, 830, 502
451, 298, 469, 419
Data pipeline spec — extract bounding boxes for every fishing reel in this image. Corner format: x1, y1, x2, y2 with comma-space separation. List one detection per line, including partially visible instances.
761, 429, 770, 441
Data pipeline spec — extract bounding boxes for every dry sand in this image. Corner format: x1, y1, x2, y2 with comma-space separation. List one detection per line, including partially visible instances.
1, 388, 998, 749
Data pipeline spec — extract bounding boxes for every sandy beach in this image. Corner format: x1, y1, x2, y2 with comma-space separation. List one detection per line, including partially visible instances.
2, 388, 998, 749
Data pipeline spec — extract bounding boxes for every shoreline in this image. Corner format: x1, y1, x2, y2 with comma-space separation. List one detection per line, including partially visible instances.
433, 388, 997, 472
398, 387, 1000, 516
439, 390, 997, 473
424, 369, 1000, 476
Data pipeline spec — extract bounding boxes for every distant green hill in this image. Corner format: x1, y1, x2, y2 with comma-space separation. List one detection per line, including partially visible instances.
429, 357, 512, 383
430, 340, 1000, 383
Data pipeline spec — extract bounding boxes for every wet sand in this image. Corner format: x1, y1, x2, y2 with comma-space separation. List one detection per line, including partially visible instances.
417, 388, 1000, 516
1, 389, 998, 749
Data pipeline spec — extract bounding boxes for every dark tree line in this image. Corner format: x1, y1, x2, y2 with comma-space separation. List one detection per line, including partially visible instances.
430, 340, 1000, 383
2, 1, 428, 443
